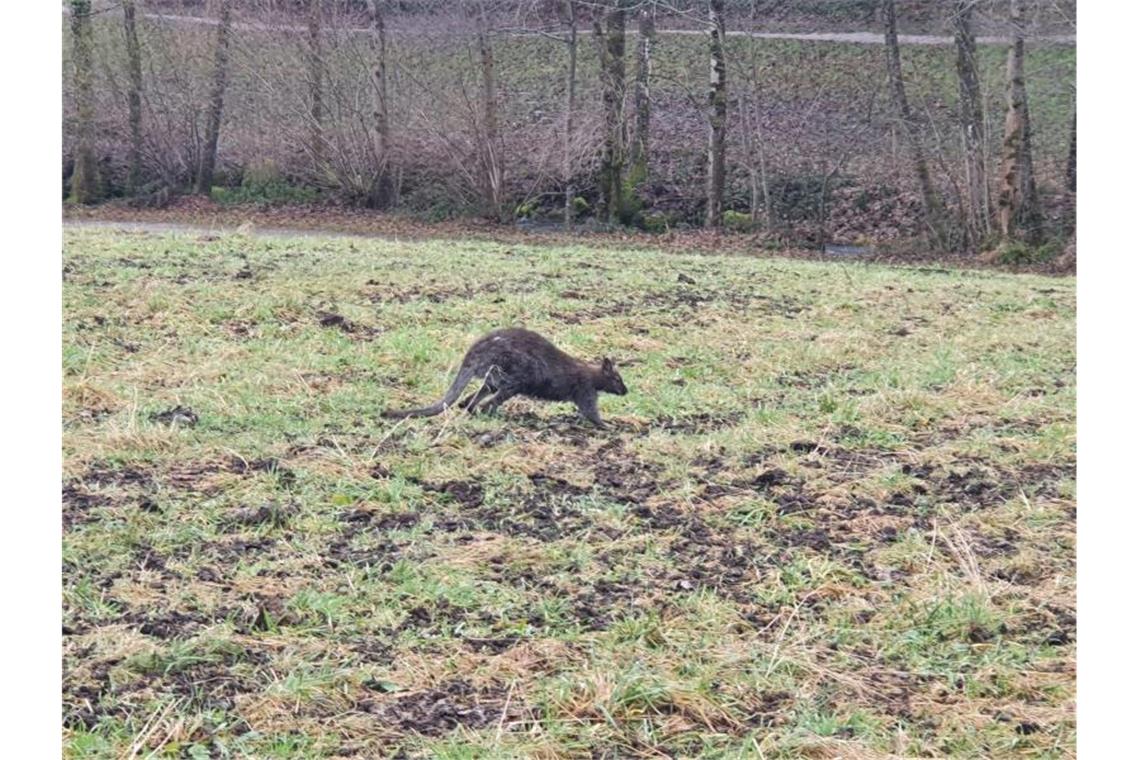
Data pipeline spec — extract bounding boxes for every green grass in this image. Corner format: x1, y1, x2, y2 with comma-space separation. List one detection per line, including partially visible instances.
62, 228, 1075, 758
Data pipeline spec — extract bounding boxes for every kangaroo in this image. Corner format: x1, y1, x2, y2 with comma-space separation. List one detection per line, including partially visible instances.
382, 328, 628, 426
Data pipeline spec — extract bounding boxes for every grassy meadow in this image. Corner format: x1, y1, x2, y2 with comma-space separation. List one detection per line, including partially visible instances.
62, 227, 1075, 758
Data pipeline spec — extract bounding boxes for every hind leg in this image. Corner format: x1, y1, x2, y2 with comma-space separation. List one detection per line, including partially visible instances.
457, 383, 494, 412
479, 387, 518, 416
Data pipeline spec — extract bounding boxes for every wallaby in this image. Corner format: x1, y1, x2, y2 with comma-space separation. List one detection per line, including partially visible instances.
382, 328, 628, 426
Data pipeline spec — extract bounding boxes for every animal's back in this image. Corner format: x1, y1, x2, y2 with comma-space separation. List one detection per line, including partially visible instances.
463, 328, 586, 400
466, 328, 575, 367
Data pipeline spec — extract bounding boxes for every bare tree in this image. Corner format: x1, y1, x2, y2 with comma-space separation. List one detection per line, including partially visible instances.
952, 0, 989, 251
69, 0, 101, 203
882, 0, 948, 249
738, 0, 773, 229
596, 2, 626, 224
368, 0, 394, 208
706, 0, 727, 228
123, 0, 144, 194
306, 0, 327, 176
630, 2, 654, 188
1062, 86, 1075, 237
996, 0, 1042, 243
563, 0, 579, 228
1066, 109, 1076, 194
195, 0, 234, 195
475, 1, 504, 219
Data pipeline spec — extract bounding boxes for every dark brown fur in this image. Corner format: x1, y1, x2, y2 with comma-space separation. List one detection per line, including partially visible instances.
382, 328, 628, 426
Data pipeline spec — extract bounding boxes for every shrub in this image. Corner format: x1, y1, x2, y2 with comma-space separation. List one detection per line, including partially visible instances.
992, 239, 1064, 266
211, 160, 318, 206
640, 211, 672, 234
769, 172, 853, 222
243, 159, 282, 188
211, 183, 317, 206
723, 210, 754, 232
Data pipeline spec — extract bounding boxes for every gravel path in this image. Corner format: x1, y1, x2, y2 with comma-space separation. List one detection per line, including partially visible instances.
62, 8, 1074, 46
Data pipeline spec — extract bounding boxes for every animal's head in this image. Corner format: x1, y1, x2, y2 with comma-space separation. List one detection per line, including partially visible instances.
598, 357, 628, 396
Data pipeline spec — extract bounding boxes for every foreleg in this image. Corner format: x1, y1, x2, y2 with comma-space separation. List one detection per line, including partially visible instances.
574, 391, 606, 427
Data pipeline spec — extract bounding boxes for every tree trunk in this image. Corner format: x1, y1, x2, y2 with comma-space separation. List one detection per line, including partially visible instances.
1060, 92, 1075, 238
996, 0, 1042, 242
953, 0, 989, 250
742, 0, 773, 229
195, 0, 233, 195
1066, 109, 1076, 194
476, 3, 503, 219
706, 0, 727, 229
630, 4, 654, 187
368, 0, 393, 208
123, 0, 144, 195
596, 4, 626, 225
306, 0, 326, 177
564, 0, 578, 229
69, 0, 101, 204
883, 0, 947, 249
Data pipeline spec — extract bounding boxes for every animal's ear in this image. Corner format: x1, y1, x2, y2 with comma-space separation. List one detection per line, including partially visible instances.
602, 357, 615, 372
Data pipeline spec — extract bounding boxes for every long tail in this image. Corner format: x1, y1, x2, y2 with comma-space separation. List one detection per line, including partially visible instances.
382, 364, 476, 419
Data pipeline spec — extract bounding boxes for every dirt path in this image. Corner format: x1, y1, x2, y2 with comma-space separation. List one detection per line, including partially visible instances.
64, 8, 1073, 47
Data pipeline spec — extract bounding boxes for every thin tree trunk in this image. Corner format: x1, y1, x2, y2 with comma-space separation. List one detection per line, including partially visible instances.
741, 98, 760, 224
706, 0, 727, 229
742, 0, 772, 229
306, 0, 326, 177
758, 132, 772, 229
69, 0, 101, 204
195, 0, 233, 195
369, 0, 393, 208
123, 0, 144, 194
742, 0, 759, 224
596, 4, 626, 225
1066, 109, 1076, 194
476, 2, 502, 219
630, 3, 654, 186
953, 0, 989, 250
564, 0, 578, 229
996, 0, 1042, 242
883, 0, 947, 249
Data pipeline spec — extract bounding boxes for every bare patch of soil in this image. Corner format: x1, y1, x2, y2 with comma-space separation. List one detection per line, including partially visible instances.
316, 310, 378, 338
224, 502, 298, 529
227, 456, 297, 488
359, 679, 525, 737
464, 473, 595, 541
61, 483, 111, 530
650, 412, 744, 435
150, 405, 200, 427
424, 479, 485, 508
